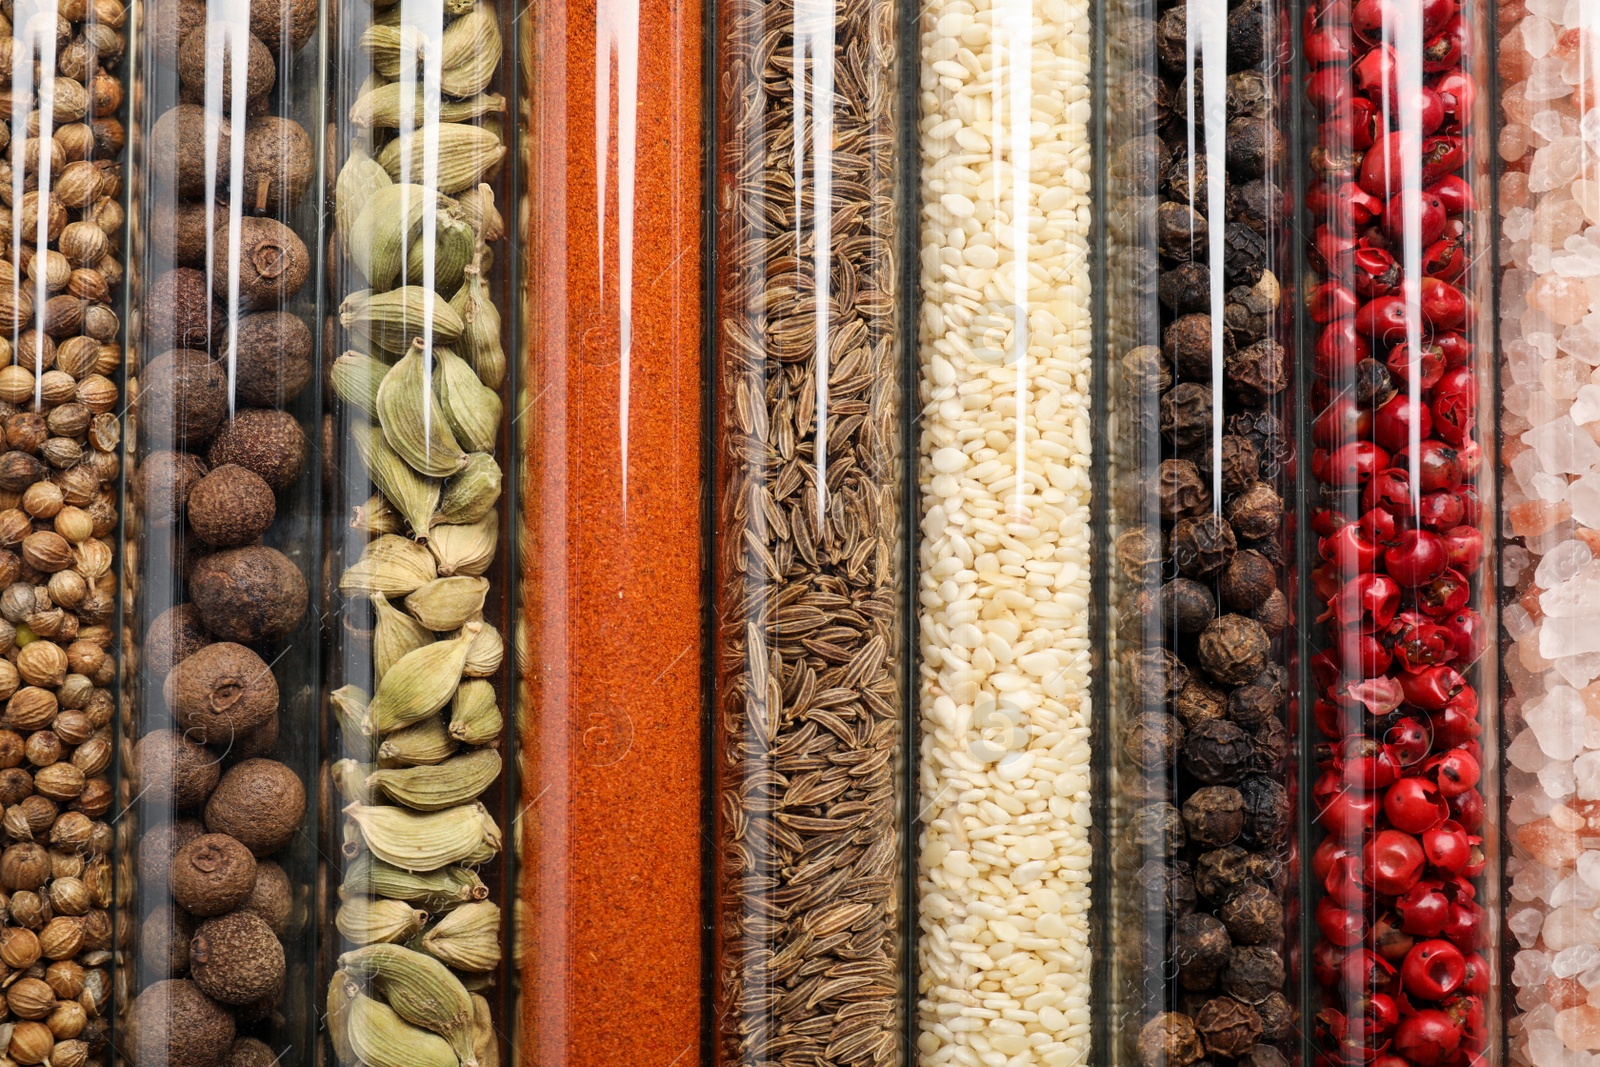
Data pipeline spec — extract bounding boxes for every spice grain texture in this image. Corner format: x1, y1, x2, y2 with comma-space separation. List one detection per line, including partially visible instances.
518, 0, 703, 1059
915, 0, 1095, 1063
710, 0, 905, 1059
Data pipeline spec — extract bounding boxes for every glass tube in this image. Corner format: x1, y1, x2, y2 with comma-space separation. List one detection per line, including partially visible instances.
122, 0, 322, 1059
914, 0, 1096, 1063
709, 0, 905, 1060
1298, 0, 1500, 1063
320, 0, 514, 1061
1101, 0, 1298, 1064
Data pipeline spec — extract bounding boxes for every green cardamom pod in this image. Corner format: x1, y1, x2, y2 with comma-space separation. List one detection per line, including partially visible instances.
404, 576, 489, 631
332, 758, 377, 803
351, 493, 405, 536
331, 686, 372, 745
336, 147, 393, 253
454, 184, 505, 244
331, 351, 390, 419
453, 615, 503, 678
449, 259, 505, 389
328, 970, 359, 1067
448, 680, 502, 745
444, 0, 476, 14
341, 854, 488, 911
350, 83, 506, 128
374, 592, 434, 682
341, 287, 465, 355
367, 748, 501, 811
436, 453, 501, 526
419, 900, 501, 972
343, 986, 461, 1067
430, 345, 501, 454
428, 511, 498, 578
336, 897, 429, 945
358, 23, 432, 80
438, 3, 501, 97
375, 342, 471, 477
352, 422, 442, 540
344, 801, 502, 872
377, 124, 505, 195
377, 715, 458, 767
339, 532, 439, 598
367, 623, 478, 734
339, 944, 477, 1066
405, 211, 476, 296
470, 994, 497, 1067
349, 183, 436, 291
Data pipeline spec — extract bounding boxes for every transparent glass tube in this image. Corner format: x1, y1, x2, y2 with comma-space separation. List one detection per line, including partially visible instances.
321, 0, 514, 1061
914, 0, 1096, 1062
123, 0, 322, 1058
515, 0, 703, 1059
1299, 0, 1499, 1062
1100, 0, 1298, 1063
709, 0, 904, 1060
1497, 0, 1600, 1059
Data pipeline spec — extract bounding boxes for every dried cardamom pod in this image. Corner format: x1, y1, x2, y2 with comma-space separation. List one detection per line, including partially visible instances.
332, 758, 378, 803
404, 212, 476, 296
470, 994, 497, 1067
352, 422, 441, 540
367, 623, 478, 734
432, 345, 501, 453
332, 686, 372, 743
367, 748, 500, 811
436, 453, 501, 526
375, 342, 471, 477
376, 124, 505, 195
438, 3, 501, 97
357, 23, 433, 79
341, 287, 465, 354
328, 969, 359, 1067
331, 351, 390, 419
335, 897, 429, 945
340, 854, 487, 911
349, 183, 436, 291
339, 944, 477, 1066
343, 987, 460, 1067
449, 680, 501, 745
374, 592, 434, 682
449, 259, 504, 389
403, 576, 489, 632
339, 533, 438, 598
349, 84, 506, 129
428, 511, 497, 578
455, 615, 503, 678
454, 185, 505, 245
336, 147, 393, 251
352, 493, 406, 536
344, 802, 501, 872
419, 900, 501, 972
377, 715, 458, 767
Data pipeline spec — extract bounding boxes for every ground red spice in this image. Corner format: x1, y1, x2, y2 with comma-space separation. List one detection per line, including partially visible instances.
518, 0, 703, 1059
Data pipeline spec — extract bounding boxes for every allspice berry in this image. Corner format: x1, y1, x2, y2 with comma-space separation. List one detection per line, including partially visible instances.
187, 465, 276, 548
144, 603, 213, 682
204, 758, 304, 857
239, 117, 314, 215
224, 1038, 281, 1067
136, 450, 209, 529
208, 408, 307, 491
134, 729, 220, 811
150, 200, 213, 268
150, 105, 230, 199
223, 713, 279, 762
127, 979, 236, 1067
145, 270, 223, 352
189, 546, 307, 643
241, 859, 291, 936
177, 32, 276, 104
140, 904, 194, 977
224, 311, 313, 407
163, 643, 280, 746
138, 818, 204, 886
139, 349, 228, 445
215, 216, 309, 309
170, 833, 257, 916
251, 0, 319, 51
1138, 1012, 1204, 1067
189, 910, 285, 1007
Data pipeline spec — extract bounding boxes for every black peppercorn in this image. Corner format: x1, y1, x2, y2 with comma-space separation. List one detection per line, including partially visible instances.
1253, 997, 1295, 1044
1157, 200, 1208, 261
1124, 712, 1186, 772
1220, 883, 1283, 946
1131, 802, 1188, 858
1213, 435, 1261, 497
1223, 946, 1285, 1004
1119, 589, 1164, 645
1197, 615, 1269, 686
1118, 70, 1173, 132
1110, 194, 1159, 247
1223, 222, 1268, 287
1160, 458, 1212, 523
1161, 262, 1212, 314
1195, 996, 1263, 1059
1225, 0, 1268, 72
1163, 143, 1221, 208
1162, 383, 1216, 449
1194, 844, 1257, 903
1138, 858, 1198, 917
1227, 179, 1280, 234
1117, 526, 1166, 583
1172, 515, 1237, 578
1226, 482, 1284, 540
1182, 785, 1245, 848
1218, 549, 1275, 613
1224, 409, 1282, 460
1165, 316, 1233, 381
1225, 338, 1287, 406
1163, 578, 1217, 635
1239, 775, 1291, 850
1226, 70, 1274, 120
1113, 135, 1166, 196
1123, 345, 1173, 398
1225, 116, 1285, 179
1154, 6, 1190, 72
1128, 647, 1193, 707
1138, 1013, 1205, 1067
1224, 284, 1276, 345
1251, 719, 1289, 774
1170, 912, 1233, 991
1252, 587, 1290, 635
1225, 681, 1280, 730
1184, 720, 1255, 785
1174, 678, 1229, 727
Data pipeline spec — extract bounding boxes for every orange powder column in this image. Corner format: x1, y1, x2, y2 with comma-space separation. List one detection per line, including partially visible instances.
517, 0, 704, 1059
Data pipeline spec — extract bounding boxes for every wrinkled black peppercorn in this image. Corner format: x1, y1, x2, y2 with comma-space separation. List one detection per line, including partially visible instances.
1195, 996, 1263, 1059
1161, 262, 1213, 313
1161, 383, 1218, 449
1172, 515, 1237, 578
1139, 858, 1199, 918
1174, 678, 1229, 727
1157, 201, 1208, 261
1117, 526, 1166, 582
1160, 458, 1212, 522
1226, 481, 1285, 540
1182, 786, 1245, 848
1253, 1001, 1295, 1047
1222, 946, 1286, 1005
1166, 316, 1233, 382
1124, 345, 1173, 398
1220, 883, 1283, 946
1125, 712, 1186, 772
1239, 775, 1290, 850
1138, 1013, 1205, 1067
1197, 615, 1270, 686
1223, 222, 1268, 288
1164, 578, 1218, 635
1194, 844, 1257, 903
1170, 912, 1233, 991
1131, 802, 1188, 858
1225, 339, 1288, 406
1184, 719, 1256, 784
1219, 549, 1275, 613
1129, 647, 1193, 707
1213, 435, 1262, 496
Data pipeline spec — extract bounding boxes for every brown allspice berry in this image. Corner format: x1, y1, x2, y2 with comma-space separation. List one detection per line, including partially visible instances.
216, 216, 309, 309
144, 602, 212, 681
225, 1038, 280, 1067
134, 729, 220, 812
207, 408, 307, 491
225, 310, 313, 407
139, 348, 228, 445
1198, 614, 1270, 686
138, 818, 204, 886
150, 199, 212, 269
240, 116, 313, 214
165, 642, 280, 746
189, 545, 307, 643
1138, 1012, 1204, 1067
145, 268, 223, 352
178, 31, 276, 103
170, 833, 256, 916
204, 758, 304, 857
250, 0, 318, 52
149, 0, 206, 66
187, 465, 276, 548
142, 904, 194, 977
127, 979, 236, 1067
190, 910, 285, 1006
241, 859, 291, 937
221, 712, 279, 763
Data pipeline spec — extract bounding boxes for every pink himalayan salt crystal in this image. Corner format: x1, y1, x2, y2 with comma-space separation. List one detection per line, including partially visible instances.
1508, 81, 1542, 126
1556, 1005, 1600, 1051
1532, 274, 1596, 326
1504, 30, 1534, 82
1499, 0, 1529, 34
1519, 817, 1584, 868
1505, 123, 1533, 162
1512, 499, 1575, 537
1523, 631, 1556, 673
1506, 170, 1534, 210
1551, 976, 1589, 1011
1573, 180, 1600, 227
